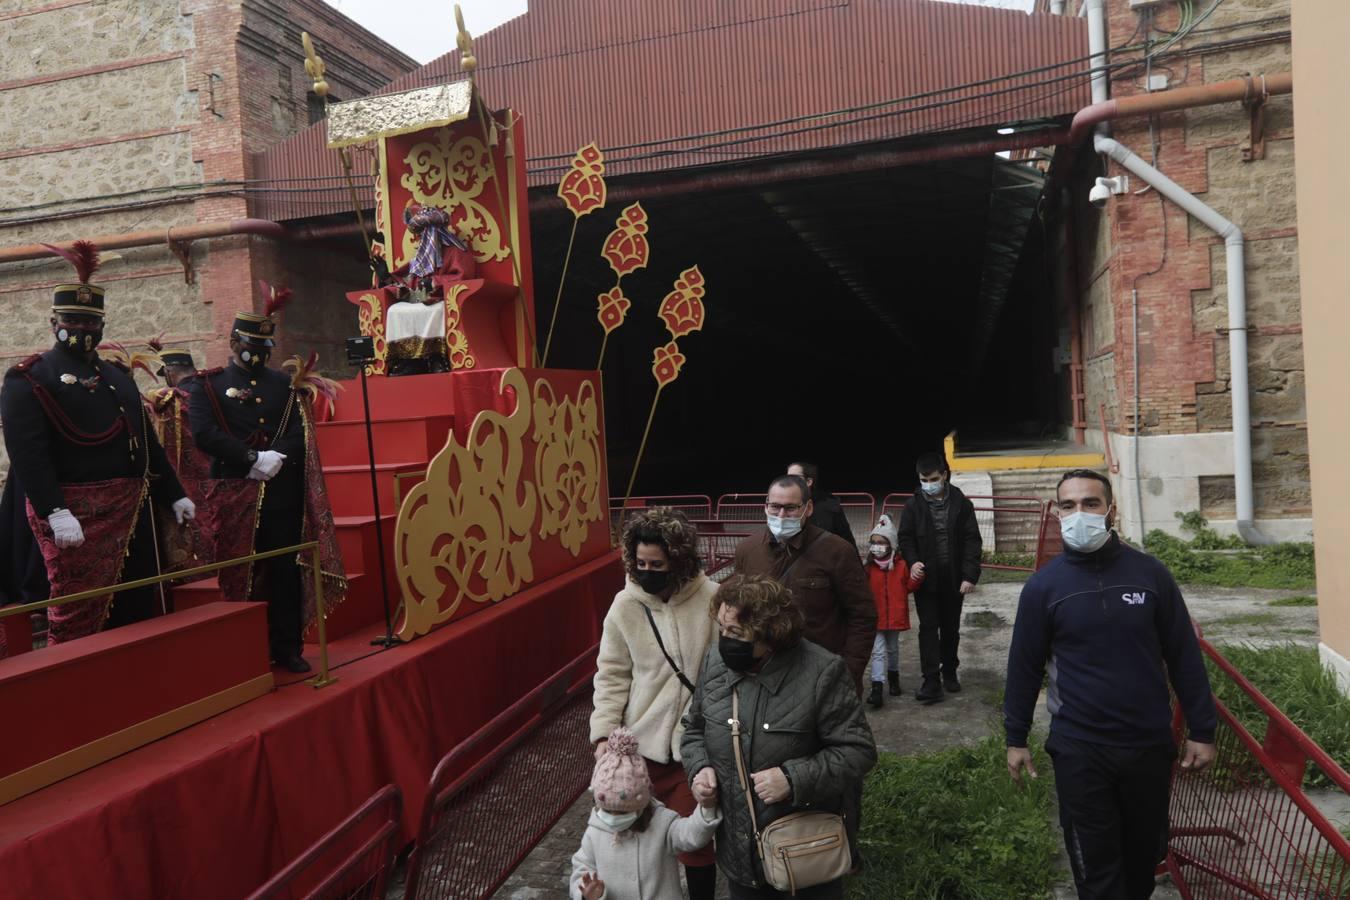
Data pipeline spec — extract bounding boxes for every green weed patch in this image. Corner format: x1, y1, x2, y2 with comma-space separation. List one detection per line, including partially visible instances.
1144, 514, 1315, 590
1207, 643, 1350, 789
850, 736, 1058, 899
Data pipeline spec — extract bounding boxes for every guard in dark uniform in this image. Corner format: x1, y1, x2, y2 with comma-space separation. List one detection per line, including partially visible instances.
0, 241, 194, 640
188, 296, 310, 672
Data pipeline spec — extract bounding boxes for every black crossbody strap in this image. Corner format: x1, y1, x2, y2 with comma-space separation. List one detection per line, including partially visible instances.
777, 530, 827, 584
639, 600, 696, 693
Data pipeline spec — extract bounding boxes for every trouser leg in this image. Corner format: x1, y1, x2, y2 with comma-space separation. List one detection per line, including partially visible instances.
884, 630, 900, 671
1048, 733, 1131, 899
1118, 746, 1175, 899
914, 591, 942, 679
256, 507, 303, 660
939, 589, 964, 676
869, 632, 887, 682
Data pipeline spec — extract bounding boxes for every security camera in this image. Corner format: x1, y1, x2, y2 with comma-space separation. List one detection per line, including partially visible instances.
1089, 176, 1129, 209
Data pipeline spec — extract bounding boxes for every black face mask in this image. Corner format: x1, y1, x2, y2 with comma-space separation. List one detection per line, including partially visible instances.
719, 634, 759, 672
635, 569, 672, 596
54, 322, 103, 355
238, 347, 270, 369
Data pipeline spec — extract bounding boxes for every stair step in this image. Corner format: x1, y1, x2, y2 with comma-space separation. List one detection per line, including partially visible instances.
323, 461, 428, 517
170, 570, 390, 644
327, 371, 457, 422
314, 415, 452, 467
333, 513, 397, 577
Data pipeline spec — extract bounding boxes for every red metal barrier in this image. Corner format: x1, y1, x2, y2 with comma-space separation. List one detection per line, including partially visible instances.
404, 645, 598, 899
246, 785, 402, 900
1165, 640, 1350, 898
715, 492, 768, 522
609, 495, 714, 538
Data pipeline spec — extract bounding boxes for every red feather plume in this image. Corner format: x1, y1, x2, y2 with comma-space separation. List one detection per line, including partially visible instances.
41, 240, 101, 283
284, 351, 343, 408
258, 280, 293, 318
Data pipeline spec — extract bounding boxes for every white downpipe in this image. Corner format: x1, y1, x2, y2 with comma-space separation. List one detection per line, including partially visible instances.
1050, 0, 1067, 14
1092, 138, 1263, 543
1085, 0, 1109, 106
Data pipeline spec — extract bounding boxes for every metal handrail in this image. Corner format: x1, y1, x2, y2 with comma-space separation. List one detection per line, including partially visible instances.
0, 540, 337, 689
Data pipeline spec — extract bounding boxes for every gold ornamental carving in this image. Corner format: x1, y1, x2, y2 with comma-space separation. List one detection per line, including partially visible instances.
531, 378, 602, 557
395, 368, 537, 640
356, 293, 388, 375
443, 282, 476, 370
400, 127, 507, 266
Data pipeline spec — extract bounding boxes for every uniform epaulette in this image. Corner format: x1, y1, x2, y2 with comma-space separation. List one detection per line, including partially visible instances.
9, 353, 42, 374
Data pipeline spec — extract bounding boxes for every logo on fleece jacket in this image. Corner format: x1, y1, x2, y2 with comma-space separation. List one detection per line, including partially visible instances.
1122, 592, 1148, 606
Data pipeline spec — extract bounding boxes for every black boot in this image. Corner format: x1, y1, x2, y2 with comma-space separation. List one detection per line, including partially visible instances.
943, 670, 962, 693
915, 676, 945, 704
868, 681, 884, 708
888, 671, 902, 696
684, 863, 716, 900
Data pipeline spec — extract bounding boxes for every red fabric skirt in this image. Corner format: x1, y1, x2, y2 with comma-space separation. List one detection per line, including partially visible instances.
26, 477, 145, 644
646, 757, 717, 866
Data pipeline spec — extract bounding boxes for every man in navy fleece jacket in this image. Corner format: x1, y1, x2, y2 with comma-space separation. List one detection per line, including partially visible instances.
1004, 470, 1216, 900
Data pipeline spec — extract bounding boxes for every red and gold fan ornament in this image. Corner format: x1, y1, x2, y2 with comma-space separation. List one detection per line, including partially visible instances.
651, 342, 687, 389
658, 265, 706, 340
602, 203, 651, 279
557, 143, 607, 218
596, 288, 632, 336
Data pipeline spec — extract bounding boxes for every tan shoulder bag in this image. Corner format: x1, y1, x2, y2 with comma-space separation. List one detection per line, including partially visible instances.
730, 689, 851, 894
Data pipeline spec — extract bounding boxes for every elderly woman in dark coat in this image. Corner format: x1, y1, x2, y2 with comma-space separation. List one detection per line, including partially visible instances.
680, 574, 877, 899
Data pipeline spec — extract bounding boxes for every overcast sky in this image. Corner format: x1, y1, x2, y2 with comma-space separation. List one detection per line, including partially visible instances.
323, 0, 1036, 65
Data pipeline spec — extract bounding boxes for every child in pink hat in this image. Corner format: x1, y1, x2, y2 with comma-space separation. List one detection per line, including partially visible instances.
570, 727, 720, 900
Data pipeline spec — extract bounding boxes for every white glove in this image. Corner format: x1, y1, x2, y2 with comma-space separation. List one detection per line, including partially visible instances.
247, 450, 287, 481
173, 497, 196, 524
48, 508, 85, 549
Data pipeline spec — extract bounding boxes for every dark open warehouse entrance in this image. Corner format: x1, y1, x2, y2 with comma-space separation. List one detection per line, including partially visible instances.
529, 147, 1062, 498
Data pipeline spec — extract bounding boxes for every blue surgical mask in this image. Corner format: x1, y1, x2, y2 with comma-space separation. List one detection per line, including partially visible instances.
1061, 511, 1112, 553
596, 809, 640, 831
920, 478, 944, 496
767, 514, 803, 540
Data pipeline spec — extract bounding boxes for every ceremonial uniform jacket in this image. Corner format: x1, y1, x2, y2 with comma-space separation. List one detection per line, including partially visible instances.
0, 347, 185, 518
187, 363, 304, 510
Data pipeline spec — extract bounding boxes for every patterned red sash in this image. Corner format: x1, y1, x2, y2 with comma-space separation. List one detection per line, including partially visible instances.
26, 478, 145, 644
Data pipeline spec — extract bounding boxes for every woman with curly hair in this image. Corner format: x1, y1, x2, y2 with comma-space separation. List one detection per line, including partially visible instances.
681, 574, 877, 898
591, 507, 719, 899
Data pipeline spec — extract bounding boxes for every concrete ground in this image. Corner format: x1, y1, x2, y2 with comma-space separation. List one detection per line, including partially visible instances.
477, 580, 1332, 899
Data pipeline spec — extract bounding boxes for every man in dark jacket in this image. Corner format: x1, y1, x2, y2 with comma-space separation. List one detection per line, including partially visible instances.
787, 461, 857, 550
1004, 469, 1216, 900
733, 474, 876, 688
897, 452, 981, 703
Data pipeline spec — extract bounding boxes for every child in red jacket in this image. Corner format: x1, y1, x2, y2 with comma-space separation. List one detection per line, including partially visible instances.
866, 514, 925, 708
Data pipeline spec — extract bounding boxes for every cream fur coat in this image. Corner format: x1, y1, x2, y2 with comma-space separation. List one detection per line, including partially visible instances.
589, 573, 718, 763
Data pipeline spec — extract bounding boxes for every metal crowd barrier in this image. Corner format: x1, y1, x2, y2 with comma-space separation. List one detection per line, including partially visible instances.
246, 784, 403, 900
882, 492, 1058, 573
403, 645, 599, 899
1165, 639, 1350, 898
0, 541, 337, 687
608, 495, 714, 540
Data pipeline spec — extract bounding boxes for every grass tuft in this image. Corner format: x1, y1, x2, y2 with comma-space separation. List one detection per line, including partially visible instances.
1206, 643, 1350, 789
1268, 595, 1318, 608
1213, 612, 1280, 628
850, 736, 1059, 899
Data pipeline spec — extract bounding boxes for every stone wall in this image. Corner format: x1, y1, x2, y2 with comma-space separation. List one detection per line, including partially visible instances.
1076, 0, 1302, 526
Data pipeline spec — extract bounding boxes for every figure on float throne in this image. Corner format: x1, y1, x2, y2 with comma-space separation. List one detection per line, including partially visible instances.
381, 203, 476, 376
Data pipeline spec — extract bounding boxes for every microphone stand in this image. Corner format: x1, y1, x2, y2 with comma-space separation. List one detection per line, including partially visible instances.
355, 356, 398, 648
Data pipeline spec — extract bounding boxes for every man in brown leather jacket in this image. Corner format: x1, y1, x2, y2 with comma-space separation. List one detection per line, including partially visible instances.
732, 474, 876, 689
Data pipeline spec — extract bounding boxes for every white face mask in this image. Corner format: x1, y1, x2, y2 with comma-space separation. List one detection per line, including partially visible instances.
596, 809, 640, 831
869, 543, 890, 558
1060, 511, 1112, 553
767, 514, 803, 540
920, 478, 944, 496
